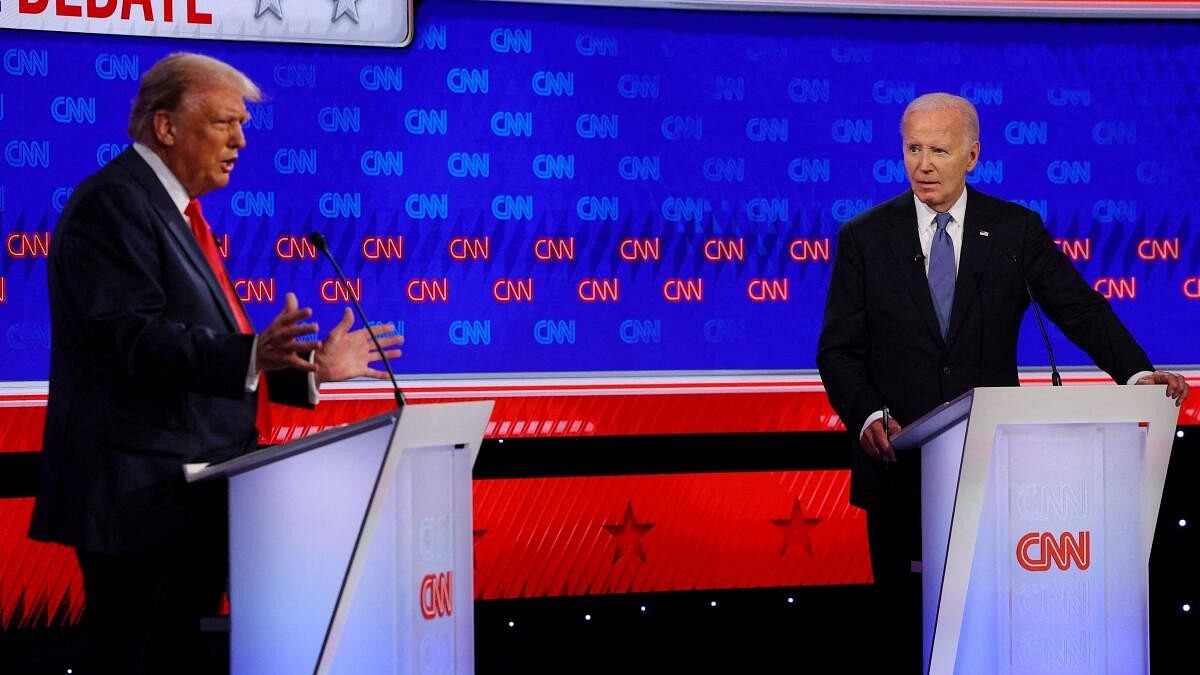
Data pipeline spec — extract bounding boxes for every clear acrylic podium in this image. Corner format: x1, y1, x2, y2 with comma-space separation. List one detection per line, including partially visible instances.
185, 401, 493, 675
892, 386, 1179, 675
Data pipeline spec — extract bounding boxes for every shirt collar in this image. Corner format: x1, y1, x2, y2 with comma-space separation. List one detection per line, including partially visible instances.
914, 188, 968, 230
132, 142, 190, 217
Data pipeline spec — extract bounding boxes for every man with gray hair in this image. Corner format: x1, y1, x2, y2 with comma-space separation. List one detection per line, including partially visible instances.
816, 92, 1187, 670
30, 52, 403, 674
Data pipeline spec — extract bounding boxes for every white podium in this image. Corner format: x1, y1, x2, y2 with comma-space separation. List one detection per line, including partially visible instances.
892, 386, 1179, 675
186, 401, 493, 675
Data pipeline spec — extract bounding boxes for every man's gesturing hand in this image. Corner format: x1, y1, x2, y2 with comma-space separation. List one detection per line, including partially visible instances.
1135, 370, 1190, 406
255, 292, 318, 373
315, 308, 404, 384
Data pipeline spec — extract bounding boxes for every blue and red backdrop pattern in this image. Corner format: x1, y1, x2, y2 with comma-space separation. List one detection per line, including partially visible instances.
2, 1, 1199, 382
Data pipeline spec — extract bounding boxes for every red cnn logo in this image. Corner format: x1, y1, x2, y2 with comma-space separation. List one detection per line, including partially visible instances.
1016, 531, 1091, 571
420, 571, 453, 620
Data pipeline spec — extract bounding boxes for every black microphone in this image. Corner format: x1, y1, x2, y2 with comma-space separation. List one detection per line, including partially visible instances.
1003, 249, 1062, 386
308, 231, 407, 408
913, 253, 926, 263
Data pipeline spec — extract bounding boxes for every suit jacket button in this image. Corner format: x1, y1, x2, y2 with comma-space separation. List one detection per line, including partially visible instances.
942, 366, 951, 375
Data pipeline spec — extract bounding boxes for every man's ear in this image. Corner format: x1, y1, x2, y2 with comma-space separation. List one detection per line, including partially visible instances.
152, 110, 175, 147
965, 140, 981, 172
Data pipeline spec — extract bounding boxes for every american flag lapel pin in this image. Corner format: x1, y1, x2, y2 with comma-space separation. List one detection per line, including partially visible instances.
979, 230, 990, 237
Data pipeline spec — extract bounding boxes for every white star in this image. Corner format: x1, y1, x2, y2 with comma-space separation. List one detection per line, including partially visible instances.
331, 0, 360, 24
255, 0, 283, 20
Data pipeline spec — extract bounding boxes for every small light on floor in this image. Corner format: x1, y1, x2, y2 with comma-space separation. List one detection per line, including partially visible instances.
1181, 519, 1189, 528
1178, 430, 1185, 439
787, 596, 795, 604
584, 614, 592, 621
640, 605, 647, 612
67, 670, 73, 675
507, 620, 515, 628
1184, 604, 1192, 613
498, 439, 505, 444
710, 600, 718, 608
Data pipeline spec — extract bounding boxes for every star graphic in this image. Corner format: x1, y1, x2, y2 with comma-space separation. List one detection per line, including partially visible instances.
771, 497, 823, 557
602, 502, 655, 564
255, 0, 282, 20
331, 0, 360, 24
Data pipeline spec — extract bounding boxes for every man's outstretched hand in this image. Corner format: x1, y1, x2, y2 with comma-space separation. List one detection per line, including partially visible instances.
314, 308, 404, 384
255, 292, 318, 373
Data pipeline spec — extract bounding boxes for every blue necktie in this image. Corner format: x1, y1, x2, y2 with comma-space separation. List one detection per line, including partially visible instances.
928, 212, 955, 339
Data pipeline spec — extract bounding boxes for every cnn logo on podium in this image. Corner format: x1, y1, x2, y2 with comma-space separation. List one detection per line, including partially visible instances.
1016, 531, 1091, 572
420, 571, 453, 620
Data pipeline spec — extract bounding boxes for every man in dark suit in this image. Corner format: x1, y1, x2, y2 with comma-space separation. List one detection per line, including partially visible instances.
816, 92, 1188, 670
29, 53, 403, 674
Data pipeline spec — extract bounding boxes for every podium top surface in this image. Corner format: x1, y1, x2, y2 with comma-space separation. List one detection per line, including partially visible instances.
890, 384, 1178, 451
184, 411, 398, 482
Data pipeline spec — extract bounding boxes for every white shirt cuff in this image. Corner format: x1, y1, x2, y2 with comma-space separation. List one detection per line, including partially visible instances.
1126, 370, 1153, 385
859, 410, 885, 442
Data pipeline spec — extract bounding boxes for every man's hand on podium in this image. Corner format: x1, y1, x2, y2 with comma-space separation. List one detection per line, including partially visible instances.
862, 416, 901, 464
1135, 370, 1190, 406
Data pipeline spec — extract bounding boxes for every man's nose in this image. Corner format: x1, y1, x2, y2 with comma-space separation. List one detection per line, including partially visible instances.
230, 123, 247, 148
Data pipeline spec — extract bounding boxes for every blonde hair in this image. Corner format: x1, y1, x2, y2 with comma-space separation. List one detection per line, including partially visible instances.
128, 52, 262, 144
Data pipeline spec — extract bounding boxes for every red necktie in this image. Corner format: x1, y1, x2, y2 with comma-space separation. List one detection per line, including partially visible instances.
184, 199, 273, 442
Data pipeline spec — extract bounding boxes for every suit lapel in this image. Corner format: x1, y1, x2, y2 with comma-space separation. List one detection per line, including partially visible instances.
117, 149, 240, 332
945, 188, 996, 346
885, 193, 944, 345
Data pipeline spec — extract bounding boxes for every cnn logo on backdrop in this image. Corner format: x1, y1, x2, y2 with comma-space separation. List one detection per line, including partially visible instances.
1016, 531, 1091, 572
420, 571, 453, 620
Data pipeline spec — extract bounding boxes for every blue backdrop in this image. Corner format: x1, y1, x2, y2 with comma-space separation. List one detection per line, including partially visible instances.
1, 1, 1197, 380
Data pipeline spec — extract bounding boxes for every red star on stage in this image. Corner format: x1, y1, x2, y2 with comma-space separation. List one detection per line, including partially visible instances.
771, 496, 823, 557
602, 501, 655, 564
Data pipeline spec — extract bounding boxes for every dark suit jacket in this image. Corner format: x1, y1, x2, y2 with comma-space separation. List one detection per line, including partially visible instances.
30, 148, 310, 561
817, 188, 1152, 512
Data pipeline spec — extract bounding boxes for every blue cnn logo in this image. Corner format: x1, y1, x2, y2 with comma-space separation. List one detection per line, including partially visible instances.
275, 149, 317, 175
1047, 161, 1091, 185
577, 114, 618, 139
534, 320, 576, 345
360, 65, 402, 91
96, 143, 128, 166
319, 193, 361, 219
832, 119, 873, 143
5, 141, 50, 168
788, 78, 830, 102
532, 71, 574, 96
1004, 121, 1048, 145
746, 198, 789, 223
617, 74, 660, 99
247, 103, 274, 131
492, 195, 533, 220
405, 194, 448, 219
447, 68, 489, 94
1047, 88, 1091, 106
533, 154, 575, 180
706, 76, 744, 101
417, 25, 448, 50
832, 199, 872, 222
576, 34, 617, 56
361, 151, 403, 177
405, 109, 447, 135
447, 153, 490, 178
618, 156, 659, 181
961, 82, 1003, 104
273, 64, 316, 87
3, 49, 48, 76
872, 81, 914, 104
661, 197, 710, 222
230, 191, 275, 217
449, 320, 491, 346
491, 28, 532, 53
1093, 200, 1137, 223
619, 319, 661, 344
95, 53, 138, 81
746, 118, 787, 142
872, 159, 907, 184
662, 116, 702, 140
967, 160, 1004, 185
50, 97, 95, 124
1093, 122, 1137, 145
703, 157, 745, 182
491, 111, 533, 137
577, 196, 619, 221
789, 158, 831, 183
318, 107, 360, 133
